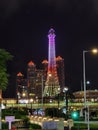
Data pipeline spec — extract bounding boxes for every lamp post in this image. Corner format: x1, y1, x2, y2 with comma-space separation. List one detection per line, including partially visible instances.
42, 73, 44, 110
58, 88, 60, 109
83, 50, 87, 122
63, 87, 68, 119
83, 49, 98, 123
30, 98, 33, 111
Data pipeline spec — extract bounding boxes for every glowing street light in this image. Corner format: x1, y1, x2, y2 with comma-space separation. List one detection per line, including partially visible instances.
83, 48, 98, 123
63, 87, 68, 119
86, 81, 90, 85
30, 98, 33, 110
22, 92, 26, 97
57, 88, 60, 109
91, 48, 98, 54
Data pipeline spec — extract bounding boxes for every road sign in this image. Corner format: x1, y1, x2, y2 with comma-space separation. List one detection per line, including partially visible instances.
5, 116, 15, 130
5, 116, 15, 122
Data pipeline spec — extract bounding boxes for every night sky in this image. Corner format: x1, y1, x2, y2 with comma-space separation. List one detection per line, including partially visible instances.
0, 0, 98, 98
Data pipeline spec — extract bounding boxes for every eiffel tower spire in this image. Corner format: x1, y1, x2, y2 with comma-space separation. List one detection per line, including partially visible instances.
44, 28, 60, 97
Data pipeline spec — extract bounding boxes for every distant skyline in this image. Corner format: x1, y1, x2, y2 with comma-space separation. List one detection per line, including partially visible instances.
0, 0, 98, 97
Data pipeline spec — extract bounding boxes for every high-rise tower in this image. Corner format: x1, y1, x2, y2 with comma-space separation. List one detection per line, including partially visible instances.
56, 56, 65, 92
27, 61, 36, 98
16, 72, 28, 103
44, 28, 60, 97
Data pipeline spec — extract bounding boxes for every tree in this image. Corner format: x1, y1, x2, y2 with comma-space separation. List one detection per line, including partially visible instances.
0, 49, 13, 130
0, 49, 13, 91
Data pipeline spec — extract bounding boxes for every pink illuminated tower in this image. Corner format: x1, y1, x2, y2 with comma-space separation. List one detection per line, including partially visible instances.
44, 28, 60, 97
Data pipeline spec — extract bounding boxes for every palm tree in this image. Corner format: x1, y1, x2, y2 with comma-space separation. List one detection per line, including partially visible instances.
0, 49, 13, 129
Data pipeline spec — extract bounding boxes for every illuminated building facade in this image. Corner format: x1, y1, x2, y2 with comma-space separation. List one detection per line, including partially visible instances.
73, 90, 98, 103
27, 61, 45, 100
16, 72, 28, 103
42, 60, 48, 83
27, 61, 37, 99
56, 56, 65, 92
44, 28, 60, 97
35, 70, 45, 99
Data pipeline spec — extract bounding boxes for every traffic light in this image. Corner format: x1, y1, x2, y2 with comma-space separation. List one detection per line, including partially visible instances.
71, 111, 80, 120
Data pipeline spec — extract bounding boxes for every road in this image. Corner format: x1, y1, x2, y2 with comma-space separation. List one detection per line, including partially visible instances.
75, 120, 98, 124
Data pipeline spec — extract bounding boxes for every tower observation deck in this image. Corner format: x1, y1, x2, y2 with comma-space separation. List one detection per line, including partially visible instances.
44, 28, 60, 97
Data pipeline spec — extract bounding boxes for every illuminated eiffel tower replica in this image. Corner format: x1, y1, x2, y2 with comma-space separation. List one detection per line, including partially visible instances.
44, 28, 60, 97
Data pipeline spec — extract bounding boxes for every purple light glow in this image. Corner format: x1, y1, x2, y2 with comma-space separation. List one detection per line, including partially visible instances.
44, 28, 60, 97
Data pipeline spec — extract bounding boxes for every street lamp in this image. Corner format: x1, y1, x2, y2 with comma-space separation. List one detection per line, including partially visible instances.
41, 73, 44, 110
83, 48, 98, 122
57, 88, 60, 109
30, 98, 33, 110
63, 87, 68, 119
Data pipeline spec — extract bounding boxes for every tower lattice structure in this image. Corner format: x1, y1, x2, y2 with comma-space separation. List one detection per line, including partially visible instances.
44, 28, 60, 97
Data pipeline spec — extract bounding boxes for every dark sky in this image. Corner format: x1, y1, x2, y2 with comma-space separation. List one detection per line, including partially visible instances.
0, 0, 98, 97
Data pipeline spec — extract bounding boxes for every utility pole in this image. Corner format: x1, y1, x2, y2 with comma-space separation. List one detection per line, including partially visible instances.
87, 106, 90, 130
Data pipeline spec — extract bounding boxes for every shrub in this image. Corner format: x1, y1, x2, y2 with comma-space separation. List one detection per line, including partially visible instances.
2, 122, 8, 129
29, 123, 42, 129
